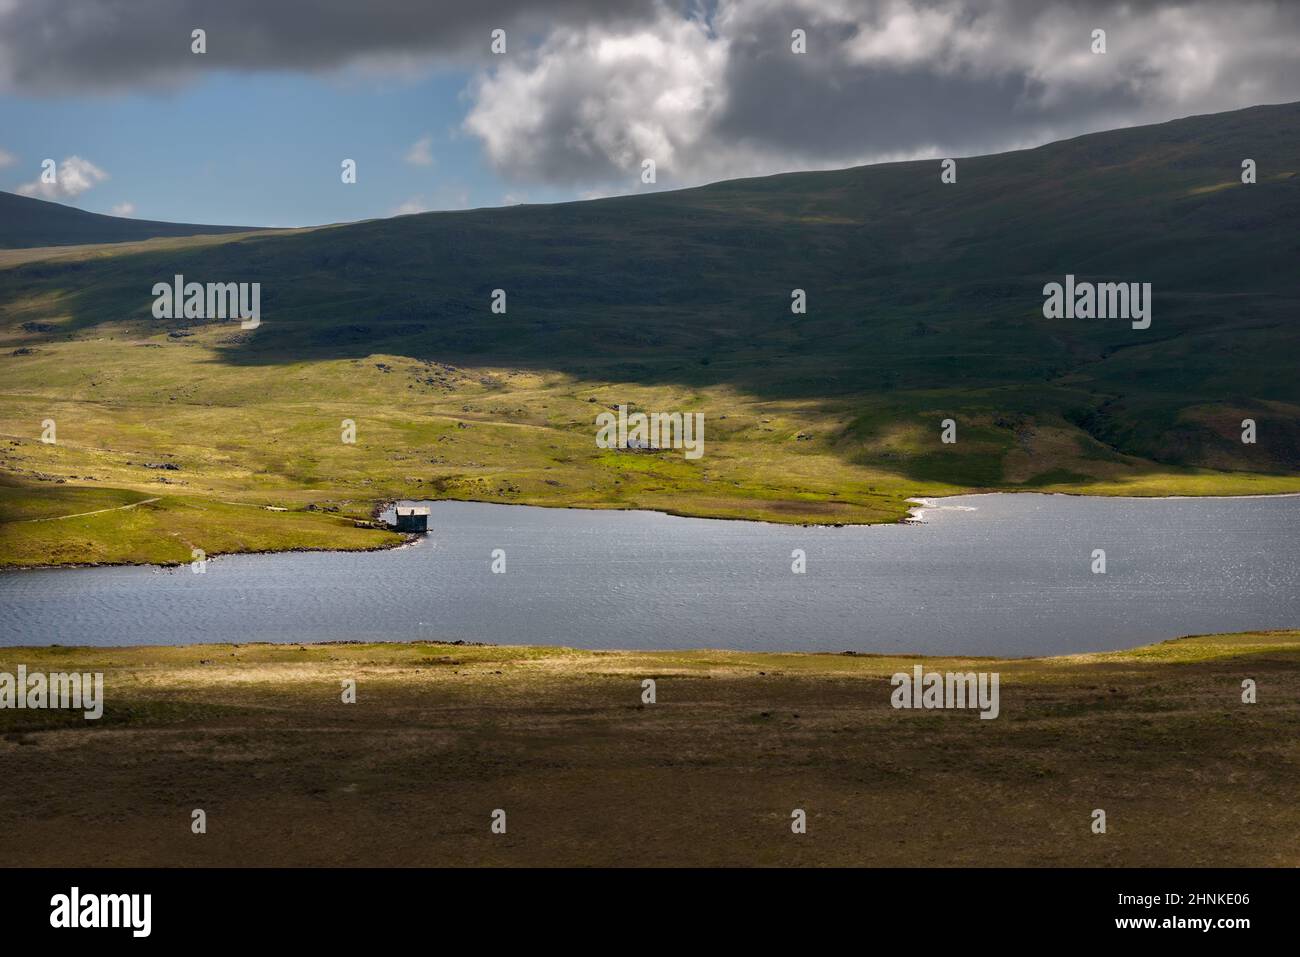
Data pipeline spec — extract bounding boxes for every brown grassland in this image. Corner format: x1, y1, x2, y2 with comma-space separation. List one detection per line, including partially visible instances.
1, 630, 1296, 867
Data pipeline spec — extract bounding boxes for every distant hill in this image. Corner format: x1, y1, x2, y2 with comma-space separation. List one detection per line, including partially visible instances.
2, 100, 1298, 511
0, 191, 262, 248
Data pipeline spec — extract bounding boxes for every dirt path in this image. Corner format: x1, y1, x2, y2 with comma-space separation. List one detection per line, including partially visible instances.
16, 496, 161, 523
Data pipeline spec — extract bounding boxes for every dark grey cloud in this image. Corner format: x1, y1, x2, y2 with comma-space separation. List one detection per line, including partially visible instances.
0, 0, 661, 93
707, 0, 1300, 164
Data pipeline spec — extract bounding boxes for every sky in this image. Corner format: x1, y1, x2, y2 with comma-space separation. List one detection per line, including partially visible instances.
0, 0, 1297, 227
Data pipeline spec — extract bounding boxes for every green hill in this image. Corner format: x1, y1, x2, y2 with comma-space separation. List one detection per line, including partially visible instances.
0, 190, 262, 248
1, 101, 1298, 565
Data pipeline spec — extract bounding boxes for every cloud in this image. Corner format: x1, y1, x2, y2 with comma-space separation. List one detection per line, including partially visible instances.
390, 196, 431, 216
463, 0, 1300, 190
465, 13, 729, 186
0, 147, 16, 168
16, 155, 109, 201
0, 0, 659, 94
390, 185, 473, 216
110, 201, 136, 217
2, 0, 1297, 199
404, 134, 435, 167
391, 197, 429, 216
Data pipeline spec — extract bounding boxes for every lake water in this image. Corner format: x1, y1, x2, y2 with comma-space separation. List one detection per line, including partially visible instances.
1, 494, 1297, 655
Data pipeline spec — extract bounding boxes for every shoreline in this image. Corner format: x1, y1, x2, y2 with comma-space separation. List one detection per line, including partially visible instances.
0, 532, 418, 573
10, 485, 1300, 573
0, 628, 1295, 661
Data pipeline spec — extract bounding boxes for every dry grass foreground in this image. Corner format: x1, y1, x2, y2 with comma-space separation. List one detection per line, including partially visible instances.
1, 630, 1297, 867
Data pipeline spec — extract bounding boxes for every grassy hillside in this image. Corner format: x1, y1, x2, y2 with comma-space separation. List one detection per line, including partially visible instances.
1, 102, 1298, 565
0, 190, 263, 248
1, 630, 1296, 866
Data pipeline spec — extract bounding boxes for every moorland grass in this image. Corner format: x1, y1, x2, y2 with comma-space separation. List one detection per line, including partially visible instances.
0, 630, 1295, 866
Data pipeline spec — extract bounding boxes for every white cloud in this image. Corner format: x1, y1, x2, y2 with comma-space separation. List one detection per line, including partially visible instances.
404, 134, 435, 167
463, 0, 1300, 192
110, 201, 136, 217
389, 184, 474, 217
0, 147, 16, 169
465, 13, 729, 186
391, 196, 429, 216
16, 155, 109, 201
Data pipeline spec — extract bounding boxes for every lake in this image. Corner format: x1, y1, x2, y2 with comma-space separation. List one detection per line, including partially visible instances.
1, 493, 1297, 655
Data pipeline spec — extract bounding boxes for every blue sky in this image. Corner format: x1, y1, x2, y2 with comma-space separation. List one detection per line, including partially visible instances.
0, 69, 574, 227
